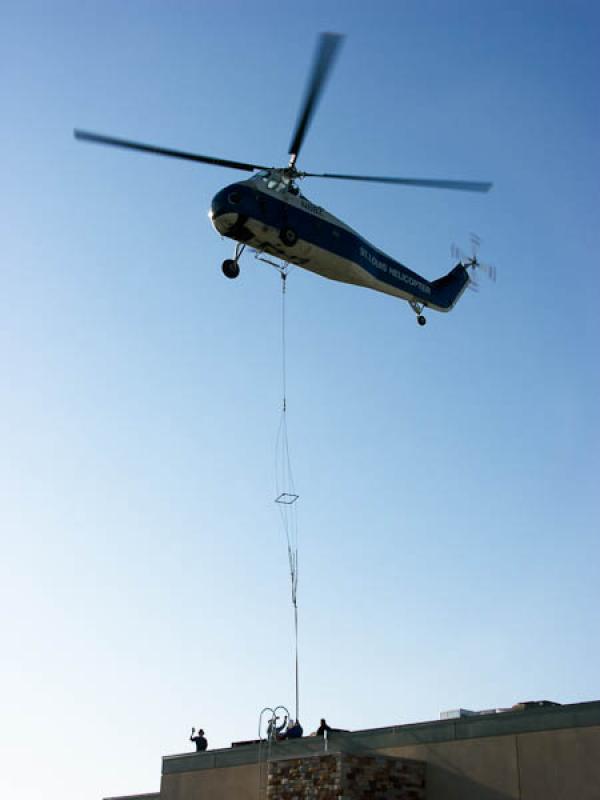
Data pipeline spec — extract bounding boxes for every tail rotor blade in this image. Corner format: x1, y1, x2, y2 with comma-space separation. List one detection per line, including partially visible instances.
451, 243, 467, 262
455, 234, 497, 284
482, 263, 497, 282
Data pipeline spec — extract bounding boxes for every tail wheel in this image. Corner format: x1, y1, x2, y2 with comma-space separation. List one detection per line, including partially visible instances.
417, 315, 427, 326
222, 259, 240, 279
280, 227, 298, 246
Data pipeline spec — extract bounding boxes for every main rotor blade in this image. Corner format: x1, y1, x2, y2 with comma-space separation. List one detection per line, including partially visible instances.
300, 171, 493, 192
74, 130, 269, 173
288, 33, 344, 166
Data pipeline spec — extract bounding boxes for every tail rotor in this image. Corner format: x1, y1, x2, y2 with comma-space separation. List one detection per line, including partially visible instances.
451, 233, 496, 291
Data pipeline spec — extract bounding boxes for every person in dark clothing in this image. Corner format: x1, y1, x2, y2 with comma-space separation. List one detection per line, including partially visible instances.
190, 727, 208, 752
316, 718, 332, 737
282, 719, 303, 739
267, 714, 288, 741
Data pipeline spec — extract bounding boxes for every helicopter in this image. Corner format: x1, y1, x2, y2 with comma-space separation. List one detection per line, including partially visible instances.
75, 33, 493, 326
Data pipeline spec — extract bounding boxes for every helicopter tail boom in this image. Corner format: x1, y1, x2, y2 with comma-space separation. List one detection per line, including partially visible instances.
429, 264, 470, 311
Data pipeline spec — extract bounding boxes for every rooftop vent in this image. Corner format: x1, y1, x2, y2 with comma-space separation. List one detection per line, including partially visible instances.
441, 700, 561, 720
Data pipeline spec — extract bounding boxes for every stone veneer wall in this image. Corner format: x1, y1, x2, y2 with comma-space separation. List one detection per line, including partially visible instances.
267, 752, 426, 799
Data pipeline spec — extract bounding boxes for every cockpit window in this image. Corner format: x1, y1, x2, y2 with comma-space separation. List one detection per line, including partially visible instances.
265, 174, 288, 192
255, 170, 301, 196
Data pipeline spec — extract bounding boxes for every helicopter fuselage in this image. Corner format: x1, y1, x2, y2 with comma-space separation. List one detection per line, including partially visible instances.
210, 171, 469, 314
75, 32, 490, 325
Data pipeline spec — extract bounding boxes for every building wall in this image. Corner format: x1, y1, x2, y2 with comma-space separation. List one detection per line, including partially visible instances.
267, 753, 425, 799
380, 725, 600, 800
157, 726, 600, 800
125, 702, 600, 800
382, 734, 520, 800
517, 726, 600, 800
160, 764, 260, 800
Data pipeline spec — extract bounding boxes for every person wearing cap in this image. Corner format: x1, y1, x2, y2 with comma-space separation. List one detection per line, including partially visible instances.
190, 727, 208, 752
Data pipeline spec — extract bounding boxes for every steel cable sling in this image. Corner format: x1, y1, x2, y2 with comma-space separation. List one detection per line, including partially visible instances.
274, 267, 300, 724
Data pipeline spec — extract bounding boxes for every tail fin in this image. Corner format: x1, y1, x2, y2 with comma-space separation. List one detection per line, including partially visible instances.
429, 264, 470, 311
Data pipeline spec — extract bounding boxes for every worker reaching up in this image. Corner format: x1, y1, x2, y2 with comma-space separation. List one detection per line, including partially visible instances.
190, 727, 208, 752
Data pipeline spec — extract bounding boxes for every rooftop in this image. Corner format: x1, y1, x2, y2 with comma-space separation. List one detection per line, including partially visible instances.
162, 698, 600, 776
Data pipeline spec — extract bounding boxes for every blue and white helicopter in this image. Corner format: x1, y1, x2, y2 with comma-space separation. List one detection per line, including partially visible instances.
75, 33, 492, 326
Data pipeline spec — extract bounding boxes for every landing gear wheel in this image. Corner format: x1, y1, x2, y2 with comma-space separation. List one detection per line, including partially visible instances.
222, 259, 240, 279
417, 315, 427, 326
280, 227, 298, 247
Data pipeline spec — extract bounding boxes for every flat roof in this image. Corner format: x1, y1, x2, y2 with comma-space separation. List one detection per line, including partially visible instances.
162, 699, 600, 775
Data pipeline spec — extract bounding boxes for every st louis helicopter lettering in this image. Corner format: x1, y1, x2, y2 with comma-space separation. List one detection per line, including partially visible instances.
359, 248, 432, 296
75, 32, 493, 325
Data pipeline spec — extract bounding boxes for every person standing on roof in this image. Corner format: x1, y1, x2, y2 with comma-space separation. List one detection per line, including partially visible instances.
282, 719, 303, 739
315, 718, 332, 737
267, 713, 288, 741
190, 727, 208, 752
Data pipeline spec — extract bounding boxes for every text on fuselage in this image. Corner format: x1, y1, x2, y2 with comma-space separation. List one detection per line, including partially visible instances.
300, 198, 324, 216
360, 247, 431, 295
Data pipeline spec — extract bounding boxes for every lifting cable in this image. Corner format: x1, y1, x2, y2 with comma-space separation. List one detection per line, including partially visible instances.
274, 266, 300, 724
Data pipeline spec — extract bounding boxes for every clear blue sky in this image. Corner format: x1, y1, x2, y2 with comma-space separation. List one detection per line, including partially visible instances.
1, 1, 599, 798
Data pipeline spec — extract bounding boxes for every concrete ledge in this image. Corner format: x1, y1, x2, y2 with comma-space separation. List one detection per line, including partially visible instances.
162, 700, 600, 775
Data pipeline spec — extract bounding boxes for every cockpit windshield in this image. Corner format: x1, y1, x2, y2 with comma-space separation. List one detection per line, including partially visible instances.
254, 170, 301, 196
